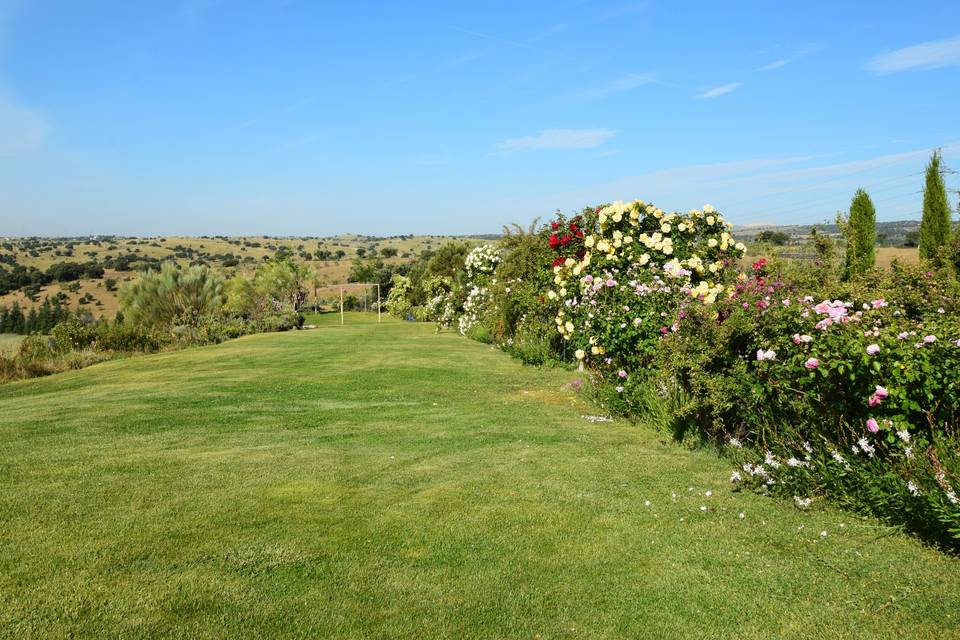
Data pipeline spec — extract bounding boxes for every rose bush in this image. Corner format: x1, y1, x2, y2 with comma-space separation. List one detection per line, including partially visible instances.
657, 259, 960, 549
546, 200, 745, 376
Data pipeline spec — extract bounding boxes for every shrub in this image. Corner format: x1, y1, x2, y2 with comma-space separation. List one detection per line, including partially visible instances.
548, 200, 744, 375
120, 262, 225, 328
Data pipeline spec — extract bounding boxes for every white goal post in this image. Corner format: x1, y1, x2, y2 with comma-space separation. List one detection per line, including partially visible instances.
314, 282, 381, 325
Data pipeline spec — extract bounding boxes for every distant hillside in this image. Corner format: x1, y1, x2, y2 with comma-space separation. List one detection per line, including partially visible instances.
0, 233, 497, 319
735, 220, 922, 247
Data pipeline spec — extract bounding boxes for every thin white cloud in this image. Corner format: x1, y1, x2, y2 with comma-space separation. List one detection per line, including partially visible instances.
276, 134, 321, 152
562, 72, 657, 101
496, 128, 616, 153
866, 35, 960, 74
532, 143, 960, 226
757, 44, 824, 71
758, 59, 789, 71
0, 94, 50, 154
696, 82, 741, 99
179, 0, 225, 27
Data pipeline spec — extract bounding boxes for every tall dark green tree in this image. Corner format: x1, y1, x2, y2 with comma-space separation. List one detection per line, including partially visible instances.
843, 189, 876, 278
919, 149, 952, 260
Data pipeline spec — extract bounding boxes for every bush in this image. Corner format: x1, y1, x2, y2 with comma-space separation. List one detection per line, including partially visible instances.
120, 262, 225, 328
654, 258, 960, 550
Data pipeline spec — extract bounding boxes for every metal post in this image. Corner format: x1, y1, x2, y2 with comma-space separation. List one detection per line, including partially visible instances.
340, 288, 344, 325
377, 284, 381, 323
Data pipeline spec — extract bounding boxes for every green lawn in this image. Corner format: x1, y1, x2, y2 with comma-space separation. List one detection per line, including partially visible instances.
1, 315, 959, 639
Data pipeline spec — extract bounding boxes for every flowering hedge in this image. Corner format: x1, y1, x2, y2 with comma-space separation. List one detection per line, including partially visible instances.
658, 260, 960, 549
384, 196, 960, 550
546, 200, 744, 375
459, 244, 502, 336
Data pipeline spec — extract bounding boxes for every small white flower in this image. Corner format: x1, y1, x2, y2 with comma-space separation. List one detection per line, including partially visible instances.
831, 450, 846, 464
730, 471, 742, 483
705, 490, 713, 497
644, 500, 652, 507
738, 512, 745, 520
820, 531, 828, 538
699, 505, 707, 512
728, 437, 743, 449
907, 480, 920, 496
896, 429, 911, 443
794, 496, 812, 509
802, 441, 813, 454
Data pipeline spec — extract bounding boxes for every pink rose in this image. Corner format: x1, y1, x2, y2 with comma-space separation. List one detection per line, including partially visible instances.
866, 418, 879, 433
866, 344, 880, 355
804, 358, 819, 369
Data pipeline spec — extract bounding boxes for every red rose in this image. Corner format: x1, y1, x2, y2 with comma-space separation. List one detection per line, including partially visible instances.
549, 234, 560, 248
561, 235, 572, 245
551, 221, 560, 230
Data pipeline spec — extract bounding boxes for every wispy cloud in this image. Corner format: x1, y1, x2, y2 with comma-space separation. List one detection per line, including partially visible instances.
866, 35, 960, 74
496, 128, 616, 153
696, 82, 741, 99
276, 134, 321, 152
0, 94, 51, 154
561, 72, 657, 102
178, 0, 225, 27
757, 44, 824, 71
534, 143, 960, 226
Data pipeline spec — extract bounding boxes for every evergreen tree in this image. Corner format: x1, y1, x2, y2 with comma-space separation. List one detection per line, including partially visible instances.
25, 307, 38, 334
38, 297, 52, 332
919, 149, 952, 260
843, 189, 876, 278
9, 301, 24, 334
0, 305, 8, 333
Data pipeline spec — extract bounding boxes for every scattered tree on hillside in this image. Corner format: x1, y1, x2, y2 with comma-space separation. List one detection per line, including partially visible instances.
756, 230, 789, 246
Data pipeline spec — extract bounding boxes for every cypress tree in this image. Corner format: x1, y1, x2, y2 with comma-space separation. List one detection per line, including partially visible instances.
919, 149, 952, 260
843, 189, 876, 278
9, 302, 24, 334
25, 307, 38, 334
38, 297, 52, 332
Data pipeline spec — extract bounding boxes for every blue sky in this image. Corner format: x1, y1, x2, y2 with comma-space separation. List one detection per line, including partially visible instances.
1, 0, 959, 236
